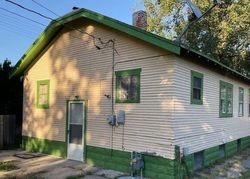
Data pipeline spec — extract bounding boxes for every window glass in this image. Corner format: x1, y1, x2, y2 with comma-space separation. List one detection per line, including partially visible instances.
239, 87, 244, 116
220, 81, 233, 117
116, 69, 141, 103
191, 71, 203, 105
37, 80, 50, 108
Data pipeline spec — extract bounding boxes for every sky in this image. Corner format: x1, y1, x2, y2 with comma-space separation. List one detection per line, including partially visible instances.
0, 0, 144, 65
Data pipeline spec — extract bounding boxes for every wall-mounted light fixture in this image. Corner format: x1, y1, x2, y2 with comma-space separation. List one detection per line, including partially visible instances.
104, 94, 111, 99
75, 95, 80, 100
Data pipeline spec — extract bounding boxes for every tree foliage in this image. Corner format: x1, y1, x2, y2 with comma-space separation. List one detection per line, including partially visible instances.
0, 59, 22, 115
142, 0, 250, 75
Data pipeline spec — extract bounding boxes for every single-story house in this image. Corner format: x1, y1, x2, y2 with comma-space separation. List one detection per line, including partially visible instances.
10, 8, 250, 179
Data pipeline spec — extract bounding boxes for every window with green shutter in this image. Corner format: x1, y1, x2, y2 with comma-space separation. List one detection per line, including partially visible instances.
239, 87, 244, 116
220, 81, 233, 117
191, 71, 203, 105
37, 80, 50, 109
115, 68, 141, 103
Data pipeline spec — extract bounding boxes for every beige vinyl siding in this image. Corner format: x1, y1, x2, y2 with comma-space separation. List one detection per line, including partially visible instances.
172, 57, 250, 155
23, 20, 176, 159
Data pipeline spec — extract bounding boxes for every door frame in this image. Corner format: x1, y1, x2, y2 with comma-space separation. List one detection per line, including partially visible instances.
65, 100, 87, 162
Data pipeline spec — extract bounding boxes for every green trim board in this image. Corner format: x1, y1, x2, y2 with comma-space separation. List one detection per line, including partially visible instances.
36, 80, 50, 109
22, 136, 67, 158
190, 70, 203, 105
219, 81, 233, 118
115, 68, 141, 103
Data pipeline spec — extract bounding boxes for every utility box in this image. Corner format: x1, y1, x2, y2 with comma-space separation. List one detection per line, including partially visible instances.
117, 110, 125, 125
106, 115, 116, 126
131, 151, 144, 171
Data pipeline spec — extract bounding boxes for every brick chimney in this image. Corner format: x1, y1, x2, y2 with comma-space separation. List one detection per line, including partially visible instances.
132, 10, 147, 30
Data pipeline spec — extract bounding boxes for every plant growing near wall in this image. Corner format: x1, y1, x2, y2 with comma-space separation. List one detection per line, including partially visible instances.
0, 161, 17, 171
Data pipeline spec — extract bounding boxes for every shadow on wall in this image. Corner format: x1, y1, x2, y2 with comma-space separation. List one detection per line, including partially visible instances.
23, 20, 116, 151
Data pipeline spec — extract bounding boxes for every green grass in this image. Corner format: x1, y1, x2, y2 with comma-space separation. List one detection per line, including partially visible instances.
0, 161, 18, 171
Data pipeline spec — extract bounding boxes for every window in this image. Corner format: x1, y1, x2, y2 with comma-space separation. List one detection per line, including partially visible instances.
37, 80, 50, 108
220, 81, 233, 117
191, 71, 203, 104
115, 68, 141, 103
239, 87, 244, 116
248, 89, 250, 116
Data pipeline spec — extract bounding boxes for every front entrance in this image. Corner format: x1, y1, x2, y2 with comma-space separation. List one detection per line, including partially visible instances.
67, 101, 85, 161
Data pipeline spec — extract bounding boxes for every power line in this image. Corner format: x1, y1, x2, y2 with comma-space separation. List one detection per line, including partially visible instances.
5, 0, 118, 54
32, 0, 59, 17
0, 7, 46, 27
5, 0, 53, 21
29, 0, 118, 52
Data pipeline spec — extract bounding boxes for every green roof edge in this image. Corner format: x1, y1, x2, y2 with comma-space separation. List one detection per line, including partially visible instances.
9, 8, 180, 78
9, 8, 250, 84
183, 47, 250, 82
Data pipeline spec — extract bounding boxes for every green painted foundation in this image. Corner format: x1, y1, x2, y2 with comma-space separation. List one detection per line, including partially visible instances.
21, 135, 250, 178
86, 145, 131, 173
225, 141, 238, 158
86, 145, 180, 179
203, 146, 219, 167
241, 136, 250, 149
22, 136, 67, 158
182, 154, 194, 176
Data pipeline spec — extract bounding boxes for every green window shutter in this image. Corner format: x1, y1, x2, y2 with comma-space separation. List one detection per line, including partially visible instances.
238, 87, 244, 116
219, 81, 233, 118
115, 68, 141, 103
37, 80, 50, 109
191, 70, 204, 105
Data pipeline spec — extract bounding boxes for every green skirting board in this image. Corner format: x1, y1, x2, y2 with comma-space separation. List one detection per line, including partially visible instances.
22, 136, 67, 158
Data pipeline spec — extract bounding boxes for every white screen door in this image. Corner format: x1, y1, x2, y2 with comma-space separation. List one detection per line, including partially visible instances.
67, 101, 85, 161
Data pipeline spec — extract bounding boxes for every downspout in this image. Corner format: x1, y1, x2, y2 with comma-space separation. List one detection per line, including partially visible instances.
111, 39, 115, 155
111, 39, 115, 116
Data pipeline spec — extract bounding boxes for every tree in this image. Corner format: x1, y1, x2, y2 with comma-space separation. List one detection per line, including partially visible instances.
0, 59, 22, 117
0, 59, 23, 146
142, 0, 250, 75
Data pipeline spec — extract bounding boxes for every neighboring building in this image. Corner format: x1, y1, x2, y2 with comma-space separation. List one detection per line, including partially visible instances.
10, 8, 250, 178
